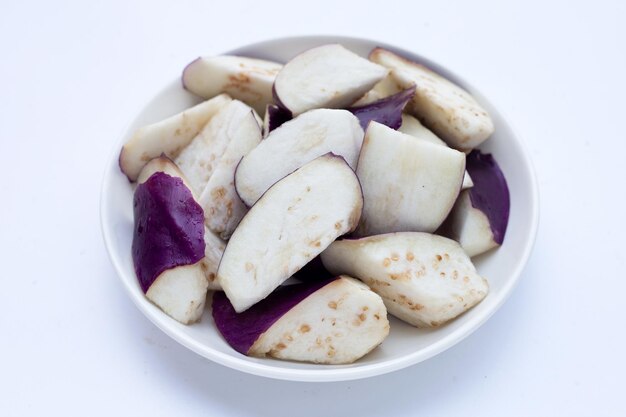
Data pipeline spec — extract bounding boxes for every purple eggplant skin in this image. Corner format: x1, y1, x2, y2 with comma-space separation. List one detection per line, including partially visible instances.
212, 277, 337, 355
266, 104, 292, 134
347, 87, 416, 130
465, 150, 510, 245
132, 172, 206, 293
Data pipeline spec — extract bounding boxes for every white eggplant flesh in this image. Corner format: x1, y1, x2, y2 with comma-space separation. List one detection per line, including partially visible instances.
120, 94, 232, 181
354, 122, 465, 236
174, 100, 259, 196
321, 232, 489, 327
235, 109, 363, 207
399, 114, 473, 190
218, 155, 363, 312
146, 263, 208, 324
398, 113, 447, 146
136, 155, 194, 192
369, 48, 494, 151
445, 191, 499, 257
352, 73, 403, 106
200, 226, 226, 290
182, 55, 282, 115
196, 104, 262, 239
274, 44, 388, 116
250, 277, 389, 364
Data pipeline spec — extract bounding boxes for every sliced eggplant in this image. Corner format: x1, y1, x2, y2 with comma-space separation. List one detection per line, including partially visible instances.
347, 87, 415, 130
195, 103, 262, 239
119, 94, 232, 181
235, 109, 363, 207
398, 113, 447, 146
218, 154, 363, 312
399, 114, 474, 190
132, 172, 207, 324
200, 227, 226, 290
137, 156, 225, 291
174, 100, 260, 196
262, 104, 292, 137
182, 55, 282, 114
274, 44, 388, 116
321, 232, 489, 327
369, 48, 494, 151
352, 74, 403, 106
443, 151, 510, 257
136, 154, 194, 192
212, 276, 389, 364
354, 122, 465, 237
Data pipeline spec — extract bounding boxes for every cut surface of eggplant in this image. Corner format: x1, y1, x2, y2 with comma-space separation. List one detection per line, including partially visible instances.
399, 114, 473, 190
193, 102, 262, 239
355, 122, 465, 236
235, 108, 363, 207
274, 44, 388, 115
120, 94, 231, 181
370, 48, 494, 151
219, 155, 363, 312
183, 55, 282, 114
212, 276, 389, 364
321, 232, 488, 327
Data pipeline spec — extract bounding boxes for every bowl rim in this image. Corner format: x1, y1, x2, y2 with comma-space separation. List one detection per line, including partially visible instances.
100, 35, 539, 382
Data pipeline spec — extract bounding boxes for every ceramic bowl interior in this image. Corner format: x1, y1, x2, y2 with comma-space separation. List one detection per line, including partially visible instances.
101, 36, 538, 382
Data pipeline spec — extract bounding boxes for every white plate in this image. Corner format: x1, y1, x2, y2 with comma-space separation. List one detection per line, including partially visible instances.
100, 36, 539, 382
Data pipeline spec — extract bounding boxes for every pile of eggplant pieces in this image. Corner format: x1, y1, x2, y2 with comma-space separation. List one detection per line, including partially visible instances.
120, 44, 510, 364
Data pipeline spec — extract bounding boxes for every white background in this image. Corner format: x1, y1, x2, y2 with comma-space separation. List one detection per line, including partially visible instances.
1, 0, 625, 415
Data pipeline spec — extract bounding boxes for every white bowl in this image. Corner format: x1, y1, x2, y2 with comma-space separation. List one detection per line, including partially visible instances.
101, 36, 539, 382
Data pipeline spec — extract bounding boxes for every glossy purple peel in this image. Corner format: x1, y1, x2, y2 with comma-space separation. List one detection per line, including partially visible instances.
212, 277, 337, 354
466, 150, 510, 244
132, 172, 206, 293
347, 86, 415, 130
265, 104, 292, 134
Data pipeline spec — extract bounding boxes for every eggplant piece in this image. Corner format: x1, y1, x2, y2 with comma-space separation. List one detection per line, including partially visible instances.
212, 276, 389, 364
443, 150, 510, 257
274, 44, 388, 116
200, 226, 226, 290
399, 114, 474, 190
182, 55, 282, 115
321, 232, 489, 327
347, 87, 415, 130
235, 109, 363, 207
354, 122, 465, 237
369, 48, 494, 151
174, 100, 260, 196
194, 103, 262, 239
262, 104, 292, 137
352, 74, 403, 106
218, 154, 363, 312
132, 172, 207, 324
137, 156, 225, 291
398, 113, 447, 146
136, 154, 194, 192
119, 94, 231, 181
